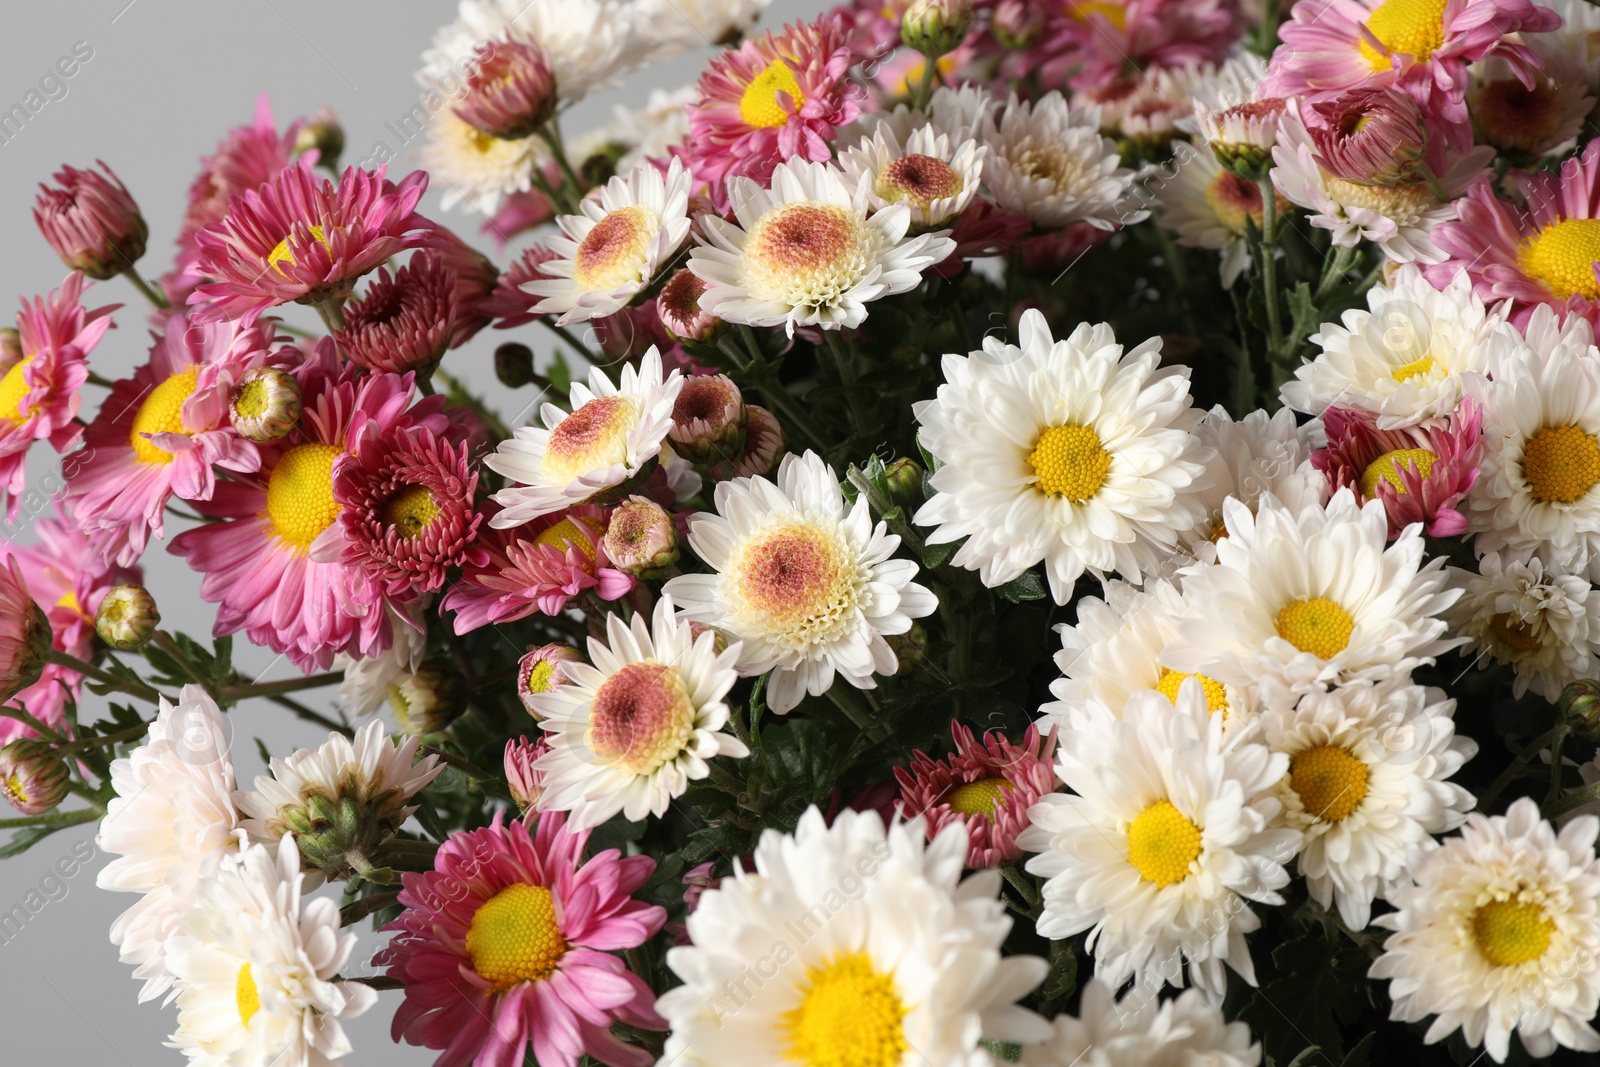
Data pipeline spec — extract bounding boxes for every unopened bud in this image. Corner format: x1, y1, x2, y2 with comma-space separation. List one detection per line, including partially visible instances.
669, 374, 745, 464
886, 622, 928, 676
95, 585, 160, 650
495, 341, 536, 388
901, 0, 974, 58
294, 108, 346, 172
33, 161, 148, 280
884, 457, 924, 507
992, 0, 1044, 49
0, 559, 51, 705
686, 621, 729, 656
731, 404, 787, 478
0, 738, 69, 816
518, 644, 585, 716
230, 366, 302, 443
1562, 679, 1600, 739
387, 661, 466, 737
504, 734, 550, 811
455, 36, 558, 140
658, 269, 720, 343
603, 497, 680, 576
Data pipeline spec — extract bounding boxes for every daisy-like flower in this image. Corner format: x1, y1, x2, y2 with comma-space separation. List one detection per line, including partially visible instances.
1163, 489, 1460, 697
1371, 797, 1600, 1062
528, 596, 745, 828
0, 272, 115, 521
1313, 399, 1484, 538
1281, 263, 1497, 428
663, 450, 937, 713
419, 0, 634, 107
96, 685, 242, 1001
983, 91, 1147, 231
335, 250, 456, 374
1261, 680, 1475, 930
688, 158, 955, 336
838, 119, 986, 230
913, 309, 1210, 603
1185, 50, 1279, 172
894, 720, 1059, 868
67, 311, 285, 566
1470, 37, 1595, 161
0, 556, 49, 707
518, 643, 585, 716
1152, 139, 1290, 288
684, 14, 860, 205
1448, 551, 1600, 701
633, 0, 771, 59
164, 837, 376, 1067
334, 607, 427, 718
444, 505, 635, 632
379, 810, 667, 1067
417, 110, 547, 217
999, 0, 1241, 96
190, 160, 431, 326
1020, 685, 1300, 1001
521, 158, 692, 325
1021, 978, 1262, 1067
658, 806, 1050, 1067
1467, 315, 1600, 580
485, 346, 682, 525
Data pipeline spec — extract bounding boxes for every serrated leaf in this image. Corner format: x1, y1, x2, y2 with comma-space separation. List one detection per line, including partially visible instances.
547, 351, 571, 394
993, 570, 1047, 603
1239, 932, 1367, 1066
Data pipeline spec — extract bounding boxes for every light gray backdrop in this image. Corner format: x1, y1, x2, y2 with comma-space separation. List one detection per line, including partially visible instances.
0, 0, 829, 1061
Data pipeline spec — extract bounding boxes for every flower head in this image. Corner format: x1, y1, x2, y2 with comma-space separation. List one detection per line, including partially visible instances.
983, 91, 1147, 231
657, 267, 719, 342
454, 36, 557, 139
1448, 551, 1600, 702
838, 119, 986, 230
335, 250, 456, 374
95, 585, 160, 651
603, 496, 681, 576
0, 738, 69, 816
0, 556, 50, 708
518, 643, 585, 716
33, 160, 147, 279
228, 365, 301, 443
1021, 978, 1261, 1067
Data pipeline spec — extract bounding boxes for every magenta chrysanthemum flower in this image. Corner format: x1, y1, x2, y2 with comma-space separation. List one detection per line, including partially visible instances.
0, 272, 117, 521
443, 505, 635, 633
336, 251, 457, 374
0, 555, 49, 709
190, 160, 431, 326
504, 734, 552, 810
1427, 140, 1600, 332
428, 226, 501, 348
893, 721, 1059, 869
484, 241, 560, 329
378, 811, 667, 1067
1263, 0, 1559, 149
33, 160, 148, 281
67, 312, 286, 566
454, 36, 557, 140
170, 344, 449, 670
992, 0, 1242, 93
685, 14, 860, 209
333, 425, 486, 600
1312, 399, 1484, 539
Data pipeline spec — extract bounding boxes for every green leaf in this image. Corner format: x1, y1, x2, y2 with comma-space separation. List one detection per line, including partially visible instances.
1339, 1034, 1376, 1067
1239, 931, 1369, 1066
921, 535, 962, 570
0, 824, 64, 858
993, 570, 1047, 603
547, 351, 572, 394
413, 796, 451, 842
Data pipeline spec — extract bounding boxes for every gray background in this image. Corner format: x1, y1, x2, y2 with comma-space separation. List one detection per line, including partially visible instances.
0, 0, 828, 1060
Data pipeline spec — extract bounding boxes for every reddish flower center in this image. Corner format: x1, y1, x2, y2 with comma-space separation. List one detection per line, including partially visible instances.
587, 661, 695, 774
875, 154, 963, 209
573, 206, 655, 292
543, 395, 636, 484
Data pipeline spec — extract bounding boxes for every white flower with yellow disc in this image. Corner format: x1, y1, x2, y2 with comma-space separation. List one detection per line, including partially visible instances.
838, 119, 986, 230
983, 91, 1147, 230
1448, 550, 1600, 702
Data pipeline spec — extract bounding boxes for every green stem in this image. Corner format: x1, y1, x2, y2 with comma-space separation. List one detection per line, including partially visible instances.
378, 837, 441, 865
1547, 779, 1600, 819
0, 706, 66, 743
347, 975, 405, 990
340, 891, 400, 927
1258, 0, 1282, 52
540, 119, 589, 200
85, 370, 118, 388
153, 632, 218, 698
268, 694, 351, 736
221, 671, 343, 703
56, 718, 154, 754
46, 647, 162, 703
419, 745, 512, 798
826, 685, 874, 730
316, 298, 347, 333
1547, 726, 1572, 808
1000, 864, 1042, 917
822, 329, 871, 434
846, 465, 925, 555
911, 53, 939, 111
0, 807, 100, 831
540, 318, 602, 366
717, 334, 827, 450
1256, 177, 1285, 360
1313, 245, 1359, 303
121, 265, 169, 309
1477, 724, 1565, 813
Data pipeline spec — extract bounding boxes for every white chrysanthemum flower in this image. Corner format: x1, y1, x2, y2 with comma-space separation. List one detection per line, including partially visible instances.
657, 807, 1052, 1067
1260, 680, 1476, 930
523, 158, 692, 324
487, 346, 683, 526
1151, 140, 1285, 287
1280, 263, 1498, 427
1448, 551, 1600, 701
1271, 105, 1490, 263
983, 91, 1148, 230
1020, 978, 1262, 1067
629, 0, 771, 61
663, 450, 937, 714
415, 110, 547, 216
836, 86, 999, 170
1164, 489, 1460, 697
1467, 313, 1600, 582
419, 0, 631, 104
1184, 50, 1276, 149
1371, 798, 1600, 1063
688, 158, 955, 336
96, 684, 243, 1002
838, 120, 986, 229
165, 837, 376, 1067
529, 596, 746, 829
1040, 577, 1246, 731
595, 86, 696, 175
334, 604, 426, 717
913, 309, 1211, 603
1020, 686, 1300, 1001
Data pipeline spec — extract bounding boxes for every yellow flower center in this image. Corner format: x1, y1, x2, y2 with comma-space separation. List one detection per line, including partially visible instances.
265, 442, 343, 551
543, 395, 637, 486
1516, 218, 1600, 301
588, 661, 696, 774
573, 206, 656, 293
1522, 424, 1600, 503
1390, 356, 1436, 382
1155, 668, 1229, 717
533, 516, 602, 561
1288, 745, 1370, 822
783, 951, 908, 1067
381, 485, 441, 539
2, 773, 28, 807
266, 223, 329, 275
945, 778, 1012, 816
1323, 178, 1436, 221
1471, 899, 1554, 967
234, 376, 269, 418
1357, 0, 1447, 69
1490, 612, 1546, 653
1066, 1, 1128, 30
1029, 424, 1111, 501
55, 590, 83, 617
1126, 799, 1202, 887
129, 368, 200, 465
0, 356, 36, 423
466, 883, 567, 988
525, 659, 557, 695
236, 963, 260, 1029
1275, 597, 1354, 660
740, 60, 806, 129
1359, 446, 1437, 498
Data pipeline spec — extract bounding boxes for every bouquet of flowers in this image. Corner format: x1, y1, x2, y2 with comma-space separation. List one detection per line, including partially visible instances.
8, 0, 1600, 1062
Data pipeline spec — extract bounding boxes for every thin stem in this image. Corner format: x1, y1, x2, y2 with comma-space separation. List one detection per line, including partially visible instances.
221, 671, 343, 703
46, 647, 162, 703
539, 318, 602, 366
153, 632, 217, 698
85, 370, 118, 388
0, 706, 66, 743
911, 54, 939, 111
347, 975, 406, 990
540, 119, 589, 199
1000, 864, 1042, 915
1547, 779, 1600, 819
1477, 724, 1565, 812
56, 718, 154, 754
0, 807, 100, 831
121, 266, 169, 309
1312, 244, 1359, 303
315, 298, 347, 333
826, 685, 874, 731
822, 328, 871, 433
267, 694, 351, 736
1256, 177, 1285, 360
1259, 0, 1282, 52
419, 745, 512, 798
340, 891, 401, 927
716, 333, 826, 449
1547, 726, 1572, 808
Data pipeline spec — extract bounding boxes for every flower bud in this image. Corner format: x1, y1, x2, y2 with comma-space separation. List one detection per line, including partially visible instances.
670, 374, 746, 464
504, 734, 550, 811
518, 644, 585, 716
0, 739, 69, 816
731, 404, 787, 478
885, 622, 928, 676
901, 0, 974, 58
657, 269, 720, 343
1307, 87, 1430, 186
1197, 99, 1286, 181
687, 621, 729, 656
95, 585, 160, 650
0, 558, 50, 705
1562, 679, 1600, 740
230, 366, 302, 443
388, 661, 466, 737
992, 0, 1044, 49
495, 341, 536, 388
293, 107, 345, 172
33, 161, 148, 280
455, 37, 558, 140
603, 497, 680, 576
884, 457, 924, 507
337, 251, 456, 374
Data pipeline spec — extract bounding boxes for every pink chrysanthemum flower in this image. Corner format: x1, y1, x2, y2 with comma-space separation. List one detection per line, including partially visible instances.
443, 505, 635, 633
484, 241, 561, 329
33, 160, 148, 281
336, 251, 457, 374
1427, 139, 1600, 333
428, 226, 501, 348
170, 344, 449, 670
1312, 399, 1484, 539
67, 312, 285, 566
994, 0, 1243, 94
894, 721, 1060, 869
685, 14, 861, 209
1263, 0, 1560, 149
333, 425, 486, 601
378, 811, 667, 1067
190, 160, 431, 326
0, 272, 117, 521
505, 734, 552, 811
